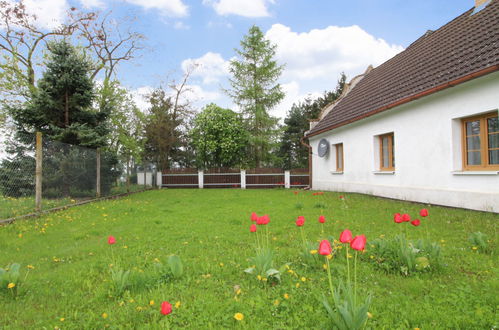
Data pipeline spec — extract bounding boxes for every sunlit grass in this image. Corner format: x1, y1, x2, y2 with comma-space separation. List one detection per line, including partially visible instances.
0, 189, 496, 328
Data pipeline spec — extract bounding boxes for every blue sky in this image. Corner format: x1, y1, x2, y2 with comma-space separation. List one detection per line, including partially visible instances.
17, 0, 477, 119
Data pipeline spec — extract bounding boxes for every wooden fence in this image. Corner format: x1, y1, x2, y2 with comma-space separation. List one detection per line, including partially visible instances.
160, 168, 309, 189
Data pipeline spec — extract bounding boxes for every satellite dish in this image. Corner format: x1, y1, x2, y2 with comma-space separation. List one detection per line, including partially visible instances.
318, 139, 329, 157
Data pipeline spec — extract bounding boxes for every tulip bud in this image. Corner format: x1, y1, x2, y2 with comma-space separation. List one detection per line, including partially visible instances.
108, 236, 116, 245
318, 215, 325, 224
161, 301, 172, 315
350, 235, 366, 251
411, 219, 421, 226
250, 224, 257, 232
319, 240, 332, 255
339, 229, 353, 243
419, 209, 429, 217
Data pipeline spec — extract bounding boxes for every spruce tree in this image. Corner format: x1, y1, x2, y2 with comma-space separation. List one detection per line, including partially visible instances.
228, 25, 285, 168
12, 40, 108, 148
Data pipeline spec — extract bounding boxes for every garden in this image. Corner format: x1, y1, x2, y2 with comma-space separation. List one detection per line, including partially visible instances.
0, 189, 497, 329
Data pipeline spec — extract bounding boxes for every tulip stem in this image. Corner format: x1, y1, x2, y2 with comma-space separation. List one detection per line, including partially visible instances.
326, 257, 334, 296
321, 223, 324, 237
345, 245, 350, 286
300, 227, 306, 247
354, 251, 358, 307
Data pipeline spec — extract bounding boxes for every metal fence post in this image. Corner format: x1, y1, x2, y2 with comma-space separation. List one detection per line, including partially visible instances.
240, 169, 246, 189
284, 170, 290, 189
198, 170, 204, 189
96, 148, 101, 198
35, 132, 42, 212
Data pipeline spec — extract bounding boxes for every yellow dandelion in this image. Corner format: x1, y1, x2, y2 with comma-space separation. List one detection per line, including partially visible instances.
327, 254, 333, 260
257, 275, 262, 281
175, 301, 181, 309
348, 254, 353, 259
295, 283, 300, 288
153, 258, 160, 263
18, 233, 23, 238
234, 313, 244, 321
273, 299, 280, 306
7, 283, 15, 289
310, 250, 318, 255
27, 265, 35, 269
323, 264, 327, 270
284, 293, 290, 300
129, 299, 135, 303
236, 289, 242, 295
272, 237, 277, 241
472, 246, 478, 250
219, 262, 224, 267
414, 328, 420, 330
262, 277, 268, 282
60, 318, 65, 322
367, 312, 373, 319
119, 301, 125, 306
301, 277, 306, 282
370, 255, 374, 259
149, 300, 155, 306
102, 313, 108, 319
123, 245, 128, 249
136, 306, 143, 311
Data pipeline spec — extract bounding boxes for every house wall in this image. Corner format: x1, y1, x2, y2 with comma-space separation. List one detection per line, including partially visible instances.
309, 71, 499, 213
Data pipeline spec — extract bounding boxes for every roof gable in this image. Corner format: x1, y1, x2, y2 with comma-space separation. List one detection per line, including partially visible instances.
308, 0, 499, 137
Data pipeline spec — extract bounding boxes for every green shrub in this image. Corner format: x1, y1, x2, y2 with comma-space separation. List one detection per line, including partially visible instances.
368, 235, 442, 275
468, 232, 490, 253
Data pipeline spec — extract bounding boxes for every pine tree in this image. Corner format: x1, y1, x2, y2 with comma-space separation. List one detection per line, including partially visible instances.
12, 40, 109, 148
1, 40, 118, 197
228, 25, 285, 168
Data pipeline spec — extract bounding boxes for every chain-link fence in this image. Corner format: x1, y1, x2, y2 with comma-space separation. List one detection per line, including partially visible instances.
0, 132, 150, 222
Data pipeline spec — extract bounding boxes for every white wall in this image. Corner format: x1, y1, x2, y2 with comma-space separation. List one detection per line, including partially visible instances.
310, 71, 499, 213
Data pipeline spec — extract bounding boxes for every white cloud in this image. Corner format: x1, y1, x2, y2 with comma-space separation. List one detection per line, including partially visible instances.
174, 21, 190, 30
130, 86, 154, 112
124, 0, 188, 17
265, 24, 404, 81
78, 0, 105, 9
203, 0, 272, 17
181, 52, 230, 85
0, 0, 69, 30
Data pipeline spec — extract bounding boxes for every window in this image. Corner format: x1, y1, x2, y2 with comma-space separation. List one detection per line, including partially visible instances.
462, 112, 499, 170
379, 133, 395, 171
335, 143, 344, 171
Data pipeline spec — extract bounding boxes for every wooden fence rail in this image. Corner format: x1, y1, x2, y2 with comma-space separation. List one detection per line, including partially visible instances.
158, 168, 309, 189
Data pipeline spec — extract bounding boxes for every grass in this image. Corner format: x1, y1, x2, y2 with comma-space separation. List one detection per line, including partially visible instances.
0, 189, 497, 329
0, 184, 147, 220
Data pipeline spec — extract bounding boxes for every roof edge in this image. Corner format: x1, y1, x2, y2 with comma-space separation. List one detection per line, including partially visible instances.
306, 64, 499, 138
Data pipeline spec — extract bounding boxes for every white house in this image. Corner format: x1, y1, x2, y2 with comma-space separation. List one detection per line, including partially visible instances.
305, 0, 499, 213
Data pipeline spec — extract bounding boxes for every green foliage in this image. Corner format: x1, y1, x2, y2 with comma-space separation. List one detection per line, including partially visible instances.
468, 231, 490, 253
110, 268, 131, 296
0, 263, 22, 297
244, 248, 286, 284
155, 255, 184, 280
190, 103, 249, 168
322, 281, 372, 330
228, 25, 284, 167
368, 235, 442, 275
143, 88, 192, 170
278, 74, 346, 169
299, 241, 322, 269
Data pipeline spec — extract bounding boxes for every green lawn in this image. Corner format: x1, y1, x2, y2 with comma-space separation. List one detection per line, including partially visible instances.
0, 184, 147, 220
0, 189, 497, 329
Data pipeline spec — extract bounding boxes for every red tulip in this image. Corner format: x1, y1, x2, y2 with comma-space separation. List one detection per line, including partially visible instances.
319, 240, 332, 255
296, 216, 305, 227
161, 301, 172, 315
401, 213, 411, 222
256, 214, 269, 225
420, 209, 429, 217
339, 195, 344, 199
107, 236, 116, 245
411, 219, 421, 226
318, 215, 325, 223
293, 191, 299, 195
350, 235, 366, 251
250, 212, 258, 222
250, 224, 257, 232
339, 229, 353, 243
